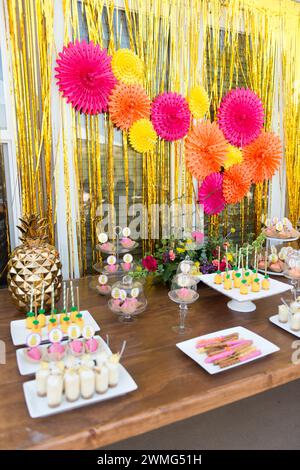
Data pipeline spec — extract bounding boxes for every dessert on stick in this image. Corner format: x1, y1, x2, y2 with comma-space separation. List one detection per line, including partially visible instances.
214, 246, 222, 284
74, 286, 85, 329
69, 280, 78, 322
37, 284, 46, 327
47, 328, 66, 361
96, 274, 111, 296
31, 292, 42, 334
25, 290, 35, 329
240, 279, 248, 295
24, 332, 43, 363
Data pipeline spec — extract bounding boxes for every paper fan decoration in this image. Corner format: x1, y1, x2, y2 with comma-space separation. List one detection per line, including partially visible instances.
198, 172, 225, 215
242, 131, 282, 183
217, 88, 264, 147
111, 49, 144, 85
185, 121, 228, 180
109, 83, 151, 130
188, 85, 210, 119
55, 40, 117, 115
129, 119, 157, 153
223, 163, 252, 204
223, 145, 243, 170
151, 92, 191, 141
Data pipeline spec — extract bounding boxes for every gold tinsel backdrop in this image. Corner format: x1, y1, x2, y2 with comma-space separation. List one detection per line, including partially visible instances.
3, 0, 300, 276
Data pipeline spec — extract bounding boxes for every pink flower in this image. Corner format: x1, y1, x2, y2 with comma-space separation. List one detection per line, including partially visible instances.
169, 250, 176, 261
212, 259, 219, 267
192, 231, 204, 244
219, 261, 231, 272
55, 40, 117, 115
142, 255, 158, 272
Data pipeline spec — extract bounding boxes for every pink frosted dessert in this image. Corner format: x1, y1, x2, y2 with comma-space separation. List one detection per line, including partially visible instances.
288, 267, 300, 279
25, 347, 42, 362
121, 298, 138, 314
85, 337, 99, 353
100, 242, 115, 252
105, 264, 118, 273
176, 287, 195, 301
121, 262, 132, 271
47, 342, 66, 361
111, 299, 122, 311
69, 339, 84, 356
96, 284, 111, 295
120, 237, 135, 249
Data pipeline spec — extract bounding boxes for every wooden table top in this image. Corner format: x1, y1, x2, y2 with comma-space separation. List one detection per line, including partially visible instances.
0, 276, 299, 450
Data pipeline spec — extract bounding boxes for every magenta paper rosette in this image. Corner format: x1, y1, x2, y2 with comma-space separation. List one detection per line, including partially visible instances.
151, 92, 191, 141
217, 88, 264, 147
198, 172, 225, 215
55, 40, 117, 115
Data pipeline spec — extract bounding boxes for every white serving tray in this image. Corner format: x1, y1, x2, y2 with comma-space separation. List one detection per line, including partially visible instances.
11, 310, 100, 346
16, 335, 106, 376
23, 363, 138, 418
269, 314, 300, 338
176, 326, 280, 375
200, 272, 291, 302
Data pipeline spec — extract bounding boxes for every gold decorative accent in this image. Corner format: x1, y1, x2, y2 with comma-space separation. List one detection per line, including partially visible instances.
7, 215, 62, 313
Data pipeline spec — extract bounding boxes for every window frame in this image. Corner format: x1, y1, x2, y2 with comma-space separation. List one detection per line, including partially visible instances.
0, 0, 21, 250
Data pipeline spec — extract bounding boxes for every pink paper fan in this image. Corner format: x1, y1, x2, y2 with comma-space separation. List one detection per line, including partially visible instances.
151, 92, 191, 141
217, 88, 264, 147
55, 40, 117, 115
198, 172, 225, 215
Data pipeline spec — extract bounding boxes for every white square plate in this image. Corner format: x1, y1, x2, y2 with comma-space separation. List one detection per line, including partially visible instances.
269, 314, 300, 338
10, 310, 100, 346
16, 335, 107, 376
176, 326, 280, 374
23, 363, 138, 418
200, 272, 291, 302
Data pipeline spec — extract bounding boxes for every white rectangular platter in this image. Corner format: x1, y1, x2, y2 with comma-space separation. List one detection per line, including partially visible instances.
200, 272, 291, 302
17, 335, 106, 376
11, 310, 100, 346
23, 363, 138, 418
176, 326, 280, 375
269, 314, 300, 338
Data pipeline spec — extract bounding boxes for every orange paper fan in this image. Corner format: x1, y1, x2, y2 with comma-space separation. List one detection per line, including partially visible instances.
223, 163, 252, 204
242, 131, 282, 183
185, 121, 228, 180
109, 83, 151, 130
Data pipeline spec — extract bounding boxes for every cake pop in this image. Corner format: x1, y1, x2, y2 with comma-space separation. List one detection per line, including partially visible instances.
251, 278, 260, 292
214, 247, 222, 284
37, 284, 46, 327
234, 272, 242, 288
240, 279, 248, 295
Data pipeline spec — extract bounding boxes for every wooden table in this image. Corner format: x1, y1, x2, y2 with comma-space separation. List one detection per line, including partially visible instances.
0, 277, 299, 449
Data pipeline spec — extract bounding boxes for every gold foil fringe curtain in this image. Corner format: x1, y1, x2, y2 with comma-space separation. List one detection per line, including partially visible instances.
4, 0, 300, 275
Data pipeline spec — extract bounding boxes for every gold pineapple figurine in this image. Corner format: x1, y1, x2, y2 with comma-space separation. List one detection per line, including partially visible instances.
7, 214, 62, 312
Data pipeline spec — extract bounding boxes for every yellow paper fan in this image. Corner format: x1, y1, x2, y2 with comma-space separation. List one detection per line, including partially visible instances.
129, 119, 157, 153
112, 49, 144, 85
188, 85, 209, 119
223, 145, 243, 170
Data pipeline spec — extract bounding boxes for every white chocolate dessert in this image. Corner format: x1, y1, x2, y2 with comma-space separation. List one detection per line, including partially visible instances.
107, 353, 120, 387
35, 345, 123, 407
95, 365, 109, 394
64, 368, 80, 402
47, 371, 63, 408
290, 313, 300, 331
278, 304, 289, 323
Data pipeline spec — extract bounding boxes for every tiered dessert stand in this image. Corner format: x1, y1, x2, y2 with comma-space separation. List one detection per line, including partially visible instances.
93, 225, 138, 277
